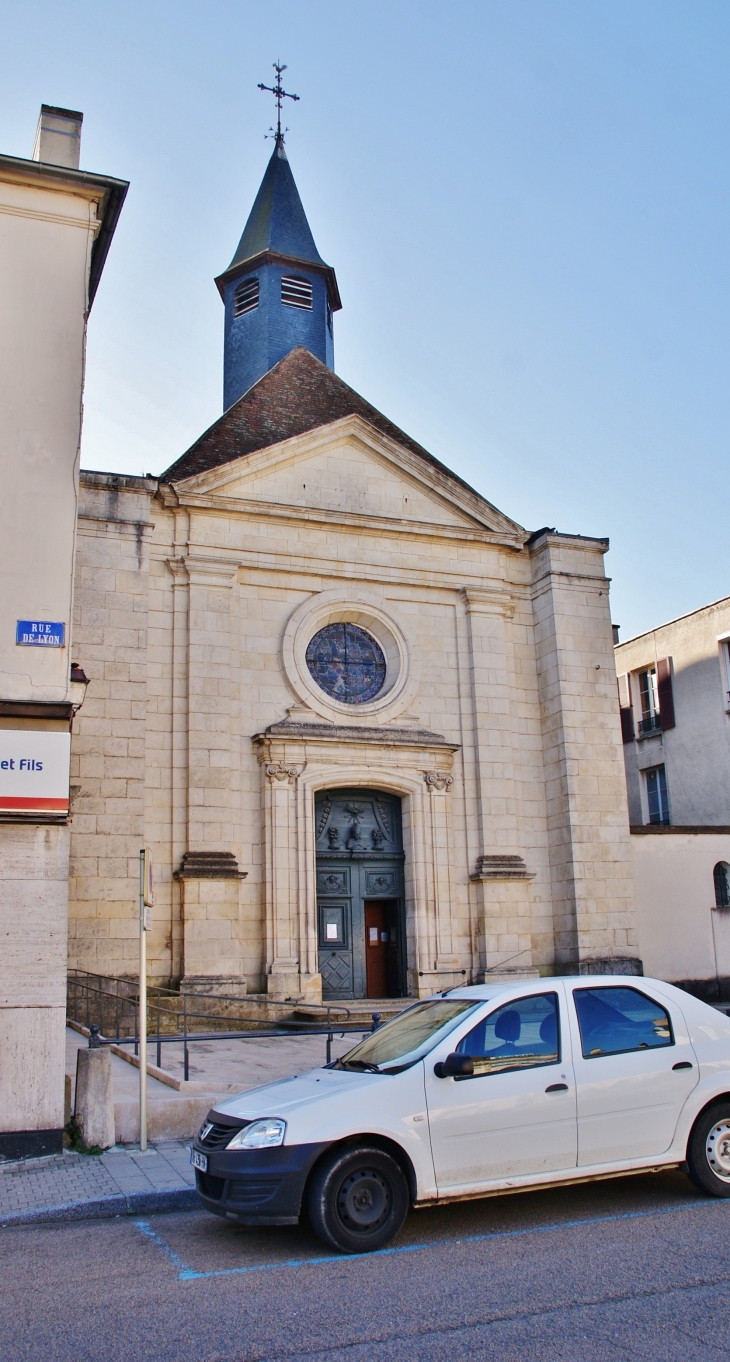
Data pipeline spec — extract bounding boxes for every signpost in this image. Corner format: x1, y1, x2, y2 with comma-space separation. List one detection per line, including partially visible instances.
139, 849, 153, 1152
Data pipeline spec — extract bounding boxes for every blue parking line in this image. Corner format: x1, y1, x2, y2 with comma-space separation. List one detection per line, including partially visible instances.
134, 1219, 191, 1272
134, 1196, 726, 1282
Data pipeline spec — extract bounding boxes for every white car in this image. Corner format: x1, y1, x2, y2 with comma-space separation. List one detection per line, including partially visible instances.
191, 976, 730, 1254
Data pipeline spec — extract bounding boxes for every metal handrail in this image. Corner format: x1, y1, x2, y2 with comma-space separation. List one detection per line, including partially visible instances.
66, 969, 369, 1073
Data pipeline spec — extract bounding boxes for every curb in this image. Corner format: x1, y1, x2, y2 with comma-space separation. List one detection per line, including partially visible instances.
0, 1185, 199, 1227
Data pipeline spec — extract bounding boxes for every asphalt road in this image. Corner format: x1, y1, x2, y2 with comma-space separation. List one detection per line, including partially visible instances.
3, 1169, 730, 1361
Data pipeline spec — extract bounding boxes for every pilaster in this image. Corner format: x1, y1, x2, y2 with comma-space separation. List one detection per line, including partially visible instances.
530, 532, 639, 973
461, 586, 535, 975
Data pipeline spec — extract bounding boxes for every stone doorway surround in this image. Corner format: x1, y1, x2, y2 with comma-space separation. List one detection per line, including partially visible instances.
253, 717, 461, 1001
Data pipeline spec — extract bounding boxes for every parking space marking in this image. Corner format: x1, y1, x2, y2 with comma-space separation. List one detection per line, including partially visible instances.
133, 1196, 727, 1282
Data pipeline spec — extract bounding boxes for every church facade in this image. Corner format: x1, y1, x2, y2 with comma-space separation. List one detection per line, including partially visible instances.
67, 136, 639, 1001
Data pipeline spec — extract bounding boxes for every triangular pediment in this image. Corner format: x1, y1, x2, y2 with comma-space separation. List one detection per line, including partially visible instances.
171, 415, 522, 538
162, 348, 524, 540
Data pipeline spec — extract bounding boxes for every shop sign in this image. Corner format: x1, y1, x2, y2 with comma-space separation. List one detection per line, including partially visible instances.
0, 731, 71, 814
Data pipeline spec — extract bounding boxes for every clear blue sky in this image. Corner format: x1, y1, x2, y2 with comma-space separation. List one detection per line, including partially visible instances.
2, 0, 728, 639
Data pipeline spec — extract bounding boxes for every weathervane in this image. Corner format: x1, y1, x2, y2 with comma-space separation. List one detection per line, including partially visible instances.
258, 61, 299, 144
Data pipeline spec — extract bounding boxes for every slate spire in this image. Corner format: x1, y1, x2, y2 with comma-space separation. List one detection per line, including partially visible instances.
216, 140, 341, 411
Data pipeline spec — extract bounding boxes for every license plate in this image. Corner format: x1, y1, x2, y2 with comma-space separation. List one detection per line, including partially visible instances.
190, 1148, 208, 1172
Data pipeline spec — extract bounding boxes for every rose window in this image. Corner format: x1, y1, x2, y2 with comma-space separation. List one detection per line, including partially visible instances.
305, 623, 386, 704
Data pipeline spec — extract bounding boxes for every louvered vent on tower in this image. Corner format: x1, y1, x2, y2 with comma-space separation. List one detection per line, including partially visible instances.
281, 275, 313, 310
233, 276, 259, 317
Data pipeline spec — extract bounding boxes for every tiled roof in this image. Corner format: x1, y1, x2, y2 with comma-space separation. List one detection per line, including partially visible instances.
163, 347, 483, 499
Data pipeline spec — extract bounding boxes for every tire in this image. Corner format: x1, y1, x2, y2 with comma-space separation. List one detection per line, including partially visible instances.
686, 1103, 730, 1197
307, 1144, 410, 1254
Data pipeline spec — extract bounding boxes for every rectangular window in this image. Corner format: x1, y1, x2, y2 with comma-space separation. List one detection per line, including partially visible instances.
637, 667, 662, 736
455, 993, 560, 1076
645, 765, 670, 825
573, 986, 673, 1058
281, 275, 313, 310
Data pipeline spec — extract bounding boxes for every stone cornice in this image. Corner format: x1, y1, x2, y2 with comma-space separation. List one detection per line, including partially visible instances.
155, 487, 525, 551
253, 721, 459, 752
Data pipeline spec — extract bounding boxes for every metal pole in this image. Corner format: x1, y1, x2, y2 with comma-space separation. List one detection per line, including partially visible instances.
183, 993, 189, 1082
139, 849, 148, 1152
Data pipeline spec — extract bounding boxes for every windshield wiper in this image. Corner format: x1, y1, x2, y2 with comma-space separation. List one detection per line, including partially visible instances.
340, 1059, 381, 1073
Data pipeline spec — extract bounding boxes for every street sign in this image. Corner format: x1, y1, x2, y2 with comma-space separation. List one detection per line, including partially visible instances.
0, 731, 71, 813
16, 620, 65, 647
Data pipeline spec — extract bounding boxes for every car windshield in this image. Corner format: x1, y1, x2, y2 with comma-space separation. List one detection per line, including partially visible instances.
332, 999, 480, 1074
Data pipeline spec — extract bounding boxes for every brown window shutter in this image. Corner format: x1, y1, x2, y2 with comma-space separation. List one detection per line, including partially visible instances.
617, 673, 634, 743
657, 657, 675, 730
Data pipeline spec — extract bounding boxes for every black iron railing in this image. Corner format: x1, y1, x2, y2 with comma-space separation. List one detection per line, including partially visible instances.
638, 714, 662, 736
66, 969, 382, 1075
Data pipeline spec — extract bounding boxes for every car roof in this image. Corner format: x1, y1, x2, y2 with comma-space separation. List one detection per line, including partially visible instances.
441, 976, 670, 1001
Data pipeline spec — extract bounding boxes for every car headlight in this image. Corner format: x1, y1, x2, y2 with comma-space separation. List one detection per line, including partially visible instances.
225, 1119, 286, 1150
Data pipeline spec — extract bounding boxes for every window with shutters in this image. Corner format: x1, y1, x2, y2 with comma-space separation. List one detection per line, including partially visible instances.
714, 862, 730, 909
645, 765, 670, 825
233, 276, 259, 317
638, 668, 661, 737
281, 275, 313, 310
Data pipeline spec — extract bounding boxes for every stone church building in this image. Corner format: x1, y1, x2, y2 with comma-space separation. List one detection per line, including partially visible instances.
68, 135, 639, 1002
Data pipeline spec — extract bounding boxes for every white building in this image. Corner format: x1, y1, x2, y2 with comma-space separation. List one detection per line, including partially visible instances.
0, 106, 127, 1159
615, 596, 730, 997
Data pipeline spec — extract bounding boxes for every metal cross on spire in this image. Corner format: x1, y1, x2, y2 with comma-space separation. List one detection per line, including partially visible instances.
258, 61, 299, 144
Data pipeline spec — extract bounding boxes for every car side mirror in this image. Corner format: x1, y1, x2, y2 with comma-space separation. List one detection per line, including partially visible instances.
434, 1052, 474, 1079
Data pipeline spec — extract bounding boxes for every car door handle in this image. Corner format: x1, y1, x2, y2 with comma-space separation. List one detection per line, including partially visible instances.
545, 1083, 569, 1092
672, 1061, 693, 1070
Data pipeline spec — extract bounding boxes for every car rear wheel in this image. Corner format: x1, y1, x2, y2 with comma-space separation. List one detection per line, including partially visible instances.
307, 1145, 410, 1254
686, 1103, 730, 1197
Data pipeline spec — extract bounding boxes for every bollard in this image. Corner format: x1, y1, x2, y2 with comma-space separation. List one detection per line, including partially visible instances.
371, 1012, 382, 1032
74, 1040, 115, 1150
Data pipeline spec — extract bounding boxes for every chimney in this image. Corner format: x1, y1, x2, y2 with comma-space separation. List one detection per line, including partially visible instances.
32, 104, 83, 169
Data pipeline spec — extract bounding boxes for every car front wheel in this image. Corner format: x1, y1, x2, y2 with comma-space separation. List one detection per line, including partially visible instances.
686, 1103, 730, 1197
307, 1145, 410, 1253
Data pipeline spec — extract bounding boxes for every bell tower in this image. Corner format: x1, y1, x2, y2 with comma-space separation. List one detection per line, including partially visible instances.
215, 64, 341, 411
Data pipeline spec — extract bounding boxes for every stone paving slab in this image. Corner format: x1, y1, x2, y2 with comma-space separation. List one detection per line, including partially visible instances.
0, 1140, 197, 1227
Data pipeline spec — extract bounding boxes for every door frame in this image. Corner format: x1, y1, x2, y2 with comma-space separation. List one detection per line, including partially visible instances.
315, 788, 406, 1000
256, 745, 459, 1001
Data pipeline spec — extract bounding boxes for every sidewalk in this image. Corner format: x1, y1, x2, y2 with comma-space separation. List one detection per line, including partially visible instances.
0, 1141, 198, 1227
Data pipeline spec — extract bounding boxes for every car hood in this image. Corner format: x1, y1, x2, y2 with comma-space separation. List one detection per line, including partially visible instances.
212, 1066, 383, 1121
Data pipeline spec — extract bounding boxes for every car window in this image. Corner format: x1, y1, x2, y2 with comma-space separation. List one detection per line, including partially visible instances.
573, 986, 673, 1059
338, 999, 480, 1073
455, 993, 560, 1076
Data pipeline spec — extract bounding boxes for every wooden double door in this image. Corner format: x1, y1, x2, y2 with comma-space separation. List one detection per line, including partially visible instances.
315, 789, 405, 1001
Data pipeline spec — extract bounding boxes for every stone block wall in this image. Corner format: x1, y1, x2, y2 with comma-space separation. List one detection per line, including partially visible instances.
0, 823, 69, 1133
68, 475, 155, 979
530, 532, 638, 971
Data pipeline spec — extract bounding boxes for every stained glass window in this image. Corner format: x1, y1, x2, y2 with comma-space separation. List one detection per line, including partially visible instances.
306, 623, 386, 704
